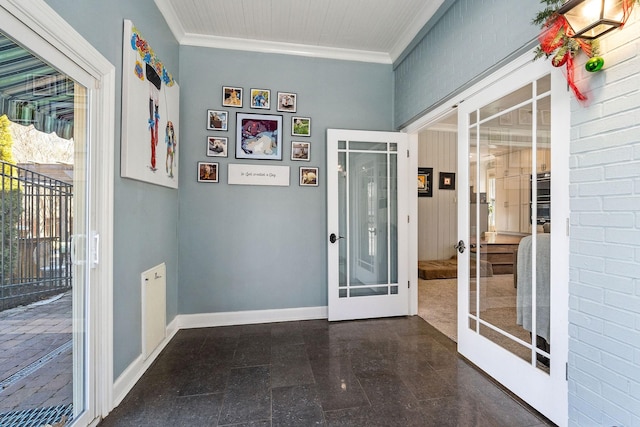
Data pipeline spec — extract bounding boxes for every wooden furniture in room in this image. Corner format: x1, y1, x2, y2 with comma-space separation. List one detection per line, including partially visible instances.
471, 234, 524, 275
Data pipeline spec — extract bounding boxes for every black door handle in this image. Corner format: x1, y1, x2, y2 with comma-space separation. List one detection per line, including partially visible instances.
329, 233, 344, 244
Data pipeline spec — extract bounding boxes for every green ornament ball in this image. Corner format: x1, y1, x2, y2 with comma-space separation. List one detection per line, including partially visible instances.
585, 56, 604, 73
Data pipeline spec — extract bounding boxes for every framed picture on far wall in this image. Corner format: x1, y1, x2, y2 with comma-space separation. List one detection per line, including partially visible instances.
207, 109, 228, 131
222, 86, 243, 108
300, 166, 318, 186
417, 167, 433, 197
236, 112, 283, 160
250, 88, 270, 109
197, 161, 219, 183
291, 141, 310, 161
292, 116, 311, 136
207, 136, 228, 157
277, 92, 297, 112
439, 172, 456, 190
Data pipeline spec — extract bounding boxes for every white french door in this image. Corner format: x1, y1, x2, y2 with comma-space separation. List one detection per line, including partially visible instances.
327, 129, 410, 321
456, 58, 569, 425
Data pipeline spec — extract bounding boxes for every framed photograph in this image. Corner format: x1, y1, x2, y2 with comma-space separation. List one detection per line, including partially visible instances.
207, 136, 228, 157
292, 116, 311, 136
300, 167, 318, 186
439, 172, 456, 190
207, 110, 228, 131
250, 88, 270, 109
197, 162, 219, 182
222, 86, 243, 108
291, 141, 310, 161
277, 92, 297, 112
236, 112, 283, 160
417, 167, 433, 197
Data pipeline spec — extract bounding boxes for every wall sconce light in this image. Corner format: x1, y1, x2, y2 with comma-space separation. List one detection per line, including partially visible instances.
558, 0, 630, 39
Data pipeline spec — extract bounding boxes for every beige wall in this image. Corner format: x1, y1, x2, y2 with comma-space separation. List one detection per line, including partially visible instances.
417, 128, 457, 260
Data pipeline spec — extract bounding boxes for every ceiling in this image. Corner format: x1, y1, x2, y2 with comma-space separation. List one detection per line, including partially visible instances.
154, 0, 447, 63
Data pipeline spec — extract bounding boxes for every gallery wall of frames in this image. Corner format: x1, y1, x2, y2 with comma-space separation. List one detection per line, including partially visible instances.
199, 86, 317, 187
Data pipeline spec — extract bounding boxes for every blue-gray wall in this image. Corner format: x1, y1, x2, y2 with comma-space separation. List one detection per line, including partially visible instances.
43, 0, 393, 376
177, 47, 393, 313
393, 0, 540, 129
45, 0, 180, 379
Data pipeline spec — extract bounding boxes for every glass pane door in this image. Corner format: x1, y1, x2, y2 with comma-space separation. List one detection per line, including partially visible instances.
468, 77, 552, 372
457, 57, 569, 426
327, 130, 408, 321
0, 31, 90, 426
340, 142, 398, 297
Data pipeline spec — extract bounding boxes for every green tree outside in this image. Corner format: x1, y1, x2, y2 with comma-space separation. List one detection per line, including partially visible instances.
1, 114, 22, 286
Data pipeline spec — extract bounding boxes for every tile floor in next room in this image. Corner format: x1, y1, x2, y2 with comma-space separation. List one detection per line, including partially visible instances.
99, 316, 555, 427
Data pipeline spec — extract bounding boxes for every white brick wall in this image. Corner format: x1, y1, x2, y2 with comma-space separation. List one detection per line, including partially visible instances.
568, 8, 640, 427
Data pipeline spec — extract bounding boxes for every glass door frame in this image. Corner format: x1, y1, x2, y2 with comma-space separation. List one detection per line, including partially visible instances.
0, 0, 116, 424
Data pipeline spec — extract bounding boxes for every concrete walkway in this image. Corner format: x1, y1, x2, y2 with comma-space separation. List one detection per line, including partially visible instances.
0, 291, 72, 416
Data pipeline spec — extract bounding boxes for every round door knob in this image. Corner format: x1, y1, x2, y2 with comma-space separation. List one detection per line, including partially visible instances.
454, 240, 466, 253
329, 233, 344, 244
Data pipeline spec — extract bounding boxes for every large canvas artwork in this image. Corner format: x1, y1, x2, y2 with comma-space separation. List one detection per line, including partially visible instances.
121, 20, 180, 188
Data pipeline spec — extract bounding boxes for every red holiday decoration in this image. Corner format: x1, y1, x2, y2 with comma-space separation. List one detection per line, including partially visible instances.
537, 14, 587, 101
533, 0, 638, 102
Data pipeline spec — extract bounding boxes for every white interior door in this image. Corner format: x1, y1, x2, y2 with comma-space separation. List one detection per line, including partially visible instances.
457, 59, 569, 426
327, 129, 409, 321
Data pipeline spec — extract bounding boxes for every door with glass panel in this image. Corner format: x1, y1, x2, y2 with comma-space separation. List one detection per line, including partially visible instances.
456, 59, 569, 426
327, 129, 409, 321
0, 24, 97, 427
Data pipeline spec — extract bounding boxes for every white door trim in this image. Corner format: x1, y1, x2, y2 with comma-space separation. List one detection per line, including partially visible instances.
0, 0, 116, 421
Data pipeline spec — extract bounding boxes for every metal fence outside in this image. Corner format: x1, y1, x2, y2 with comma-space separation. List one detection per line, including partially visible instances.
1, 160, 73, 311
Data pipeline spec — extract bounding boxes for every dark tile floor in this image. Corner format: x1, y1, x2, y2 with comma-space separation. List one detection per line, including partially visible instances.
99, 316, 555, 427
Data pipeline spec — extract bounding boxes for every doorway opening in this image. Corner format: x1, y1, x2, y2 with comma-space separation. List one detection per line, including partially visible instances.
415, 112, 459, 341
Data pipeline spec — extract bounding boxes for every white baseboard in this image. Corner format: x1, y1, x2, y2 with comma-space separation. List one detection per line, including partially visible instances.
111, 316, 179, 408
111, 306, 327, 409
177, 305, 328, 329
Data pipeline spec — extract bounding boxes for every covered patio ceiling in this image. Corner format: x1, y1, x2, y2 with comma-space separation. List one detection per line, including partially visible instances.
0, 32, 74, 139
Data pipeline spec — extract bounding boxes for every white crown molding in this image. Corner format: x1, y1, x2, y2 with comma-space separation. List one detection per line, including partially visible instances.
389, 0, 446, 63
155, 0, 440, 64
180, 33, 392, 64
154, 0, 186, 42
